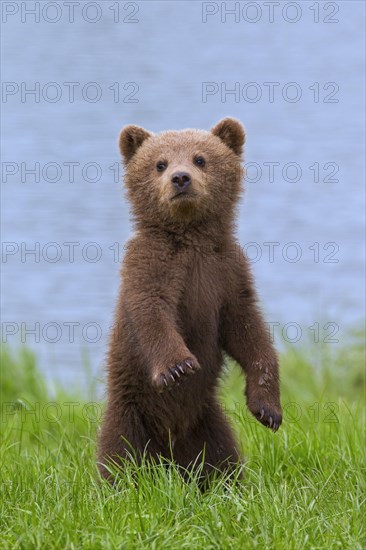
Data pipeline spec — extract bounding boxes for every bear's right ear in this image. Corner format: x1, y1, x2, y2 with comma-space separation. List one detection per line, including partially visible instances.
119, 125, 151, 163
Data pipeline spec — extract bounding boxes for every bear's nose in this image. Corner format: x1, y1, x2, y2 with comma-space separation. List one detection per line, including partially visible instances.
171, 171, 191, 191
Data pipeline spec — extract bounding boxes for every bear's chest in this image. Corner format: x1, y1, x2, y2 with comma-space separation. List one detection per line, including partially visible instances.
176, 250, 224, 336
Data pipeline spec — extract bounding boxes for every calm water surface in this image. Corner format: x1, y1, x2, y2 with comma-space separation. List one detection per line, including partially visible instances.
2, 2, 365, 385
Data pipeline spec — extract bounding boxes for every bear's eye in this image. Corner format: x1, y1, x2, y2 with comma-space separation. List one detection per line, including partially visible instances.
156, 161, 167, 172
194, 156, 206, 168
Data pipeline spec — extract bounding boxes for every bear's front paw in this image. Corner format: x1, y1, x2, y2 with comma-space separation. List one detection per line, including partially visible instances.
153, 357, 201, 393
248, 399, 282, 432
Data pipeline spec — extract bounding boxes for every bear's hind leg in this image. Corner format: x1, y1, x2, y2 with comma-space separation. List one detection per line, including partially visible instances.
97, 405, 162, 481
173, 403, 243, 486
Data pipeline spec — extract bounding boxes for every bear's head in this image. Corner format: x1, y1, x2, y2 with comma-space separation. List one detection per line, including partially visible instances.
119, 118, 245, 229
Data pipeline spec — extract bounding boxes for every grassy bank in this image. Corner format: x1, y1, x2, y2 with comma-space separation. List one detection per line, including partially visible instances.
0, 338, 365, 549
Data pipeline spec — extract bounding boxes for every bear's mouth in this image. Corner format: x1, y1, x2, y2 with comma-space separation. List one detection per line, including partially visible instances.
170, 192, 197, 201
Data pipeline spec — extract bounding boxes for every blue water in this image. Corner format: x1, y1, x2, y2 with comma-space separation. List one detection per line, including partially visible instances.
2, 1, 365, 385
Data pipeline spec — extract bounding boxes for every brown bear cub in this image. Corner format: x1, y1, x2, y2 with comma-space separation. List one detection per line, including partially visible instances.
97, 118, 282, 482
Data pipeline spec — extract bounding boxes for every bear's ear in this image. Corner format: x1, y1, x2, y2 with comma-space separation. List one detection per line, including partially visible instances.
211, 118, 246, 156
119, 125, 152, 163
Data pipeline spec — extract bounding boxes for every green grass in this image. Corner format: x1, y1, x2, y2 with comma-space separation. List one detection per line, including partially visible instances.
0, 337, 365, 550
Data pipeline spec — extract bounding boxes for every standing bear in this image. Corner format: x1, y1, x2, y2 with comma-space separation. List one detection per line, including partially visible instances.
97, 118, 282, 481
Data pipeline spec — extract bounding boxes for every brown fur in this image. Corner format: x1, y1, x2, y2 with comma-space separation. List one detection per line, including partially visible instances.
97, 118, 282, 482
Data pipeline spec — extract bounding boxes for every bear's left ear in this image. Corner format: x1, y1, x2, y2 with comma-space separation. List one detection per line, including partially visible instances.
119, 125, 152, 163
211, 118, 246, 156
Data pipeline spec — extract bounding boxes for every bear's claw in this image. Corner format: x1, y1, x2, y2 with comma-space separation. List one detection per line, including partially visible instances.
154, 358, 200, 392
249, 401, 282, 432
